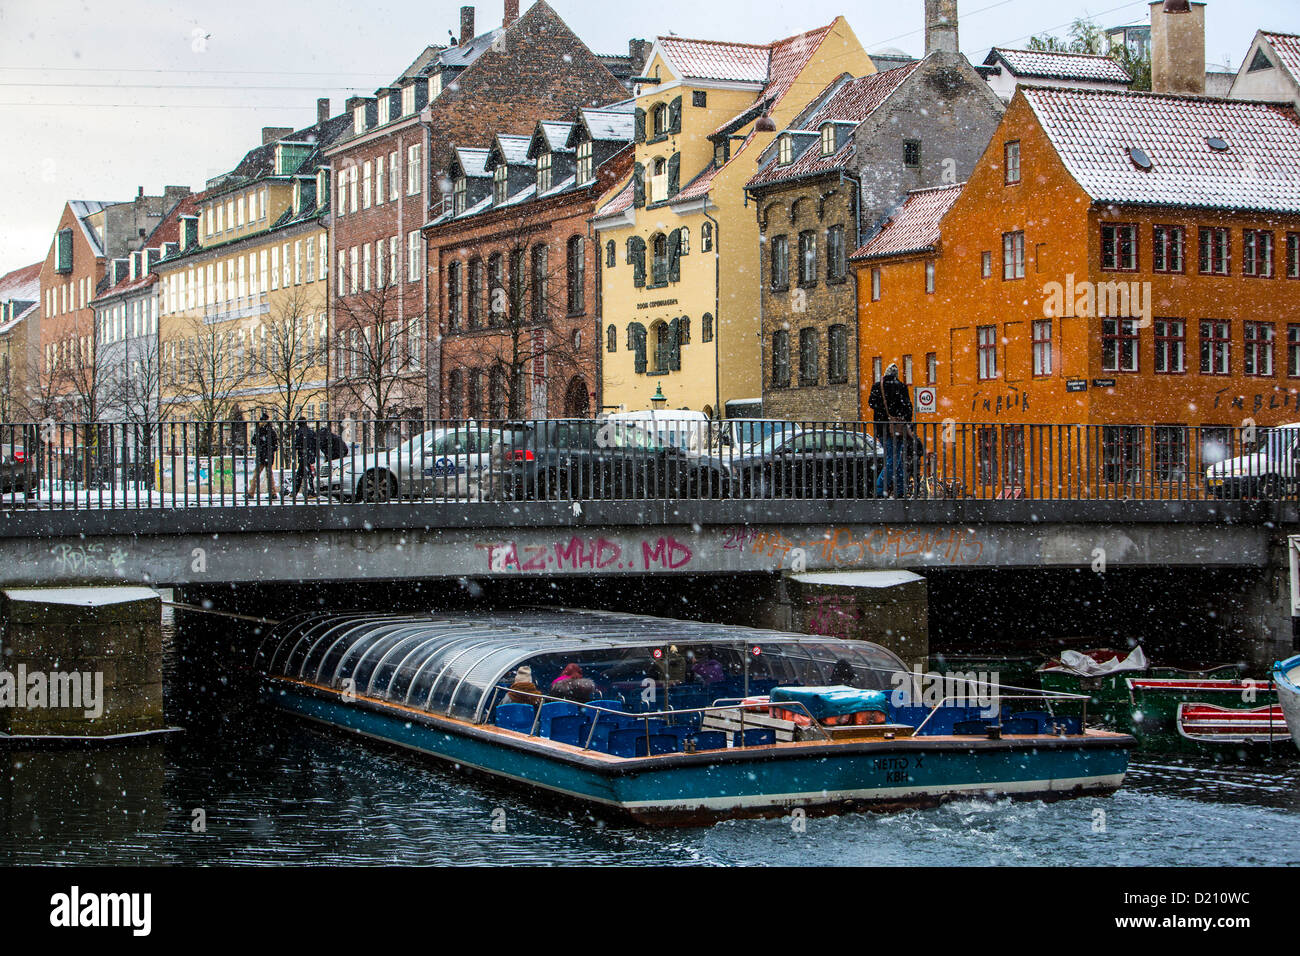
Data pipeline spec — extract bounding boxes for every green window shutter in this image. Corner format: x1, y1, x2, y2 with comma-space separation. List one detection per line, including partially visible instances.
56, 229, 73, 273
668, 318, 681, 371
632, 323, 648, 373
667, 153, 680, 198
633, 163, 645, 208
668, 229, 681, 283
668, 96, 682, 134
634, 108, 646, 144
632, 238, 646, 287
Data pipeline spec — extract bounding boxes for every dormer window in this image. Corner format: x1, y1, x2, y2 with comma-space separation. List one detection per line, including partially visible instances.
377, 95, 390, 126
820, 124, 835, 156
714, 140, 729, 167
293, 180, 303, 214
493, 164, 508, 205
537, 152, 553, 193
577, 140, 593, 185
401, 84, 415, 116
353, 105, 365, 135
453, 175, 467, 215
429, 73, 443, 100
316, 169, 329, 208
778, 134, 793, 165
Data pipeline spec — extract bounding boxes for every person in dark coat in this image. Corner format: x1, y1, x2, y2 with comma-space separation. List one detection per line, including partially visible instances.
317, 423, 348, 461
867, 363, 913, 497
247, 412, 280, 499
291, 417, 318, 498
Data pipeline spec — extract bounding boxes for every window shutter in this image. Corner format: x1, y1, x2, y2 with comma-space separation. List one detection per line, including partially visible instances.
633, 163, 645, 208
668, 318, 681, 371
668, 96, 682, 134
667, 153, 680, 198
668, 229, 682, 283
634, 108, 646, 144
632, 238, 646, 288
632, 323, 648, 373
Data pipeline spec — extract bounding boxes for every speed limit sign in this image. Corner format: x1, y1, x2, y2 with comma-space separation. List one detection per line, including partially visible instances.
915, 386, 937, 415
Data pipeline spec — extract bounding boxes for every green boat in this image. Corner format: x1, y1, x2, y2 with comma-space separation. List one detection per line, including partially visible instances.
1037, 650, 1284, 758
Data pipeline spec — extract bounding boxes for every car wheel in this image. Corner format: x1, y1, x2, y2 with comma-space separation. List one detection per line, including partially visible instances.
1260, 474, 1284, 499
359, 470, 396, 502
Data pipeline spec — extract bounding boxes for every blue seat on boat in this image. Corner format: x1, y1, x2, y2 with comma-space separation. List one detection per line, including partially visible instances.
545, 714, 587, 745
953, 719, 992, 735
635, 733, 680, 757
607, 728, 644, 758
495, 703, 535, 733
735, 728, 776, 747
692, 731, 727, 751
589, 699, 625, 714
1001, 717, 1039, 735
537, 700, 584, 737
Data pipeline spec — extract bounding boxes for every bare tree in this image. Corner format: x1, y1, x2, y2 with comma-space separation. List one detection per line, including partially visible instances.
105, 334, 163, 483
162, 316, 253, 453
253, 285, 326, 423
443, 218, 594, 421
331, 272, 426, 425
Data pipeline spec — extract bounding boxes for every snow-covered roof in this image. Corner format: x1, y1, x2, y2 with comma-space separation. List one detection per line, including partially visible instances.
1023, 86, 1300, 213
490, 133, 533, 167
574, 105, 636, 144
0, 261, 41, 304
1260, 31, 1300, 85
67, 200, 114, 257
851, 183, 964, 261
453, 147, 491, 179
986, 47, 1132, 84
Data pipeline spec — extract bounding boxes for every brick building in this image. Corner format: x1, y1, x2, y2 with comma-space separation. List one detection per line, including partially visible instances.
851, 86, 1300, 488
0, 261, 41, 422
323, 0, 631, 426
746, 39, 1003, 422
425, 108, 634, 419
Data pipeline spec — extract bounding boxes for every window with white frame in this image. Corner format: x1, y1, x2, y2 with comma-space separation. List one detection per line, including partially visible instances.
1032, 319, 1052, 376
389, 150, 400, 200
375, 156, 385, 205
537, 152, 552, 193
363, 161, 372, 209
407, 144, 421, 196
577, 140, 593, 184
401, 84, 415, 117
408, 230, 421, 282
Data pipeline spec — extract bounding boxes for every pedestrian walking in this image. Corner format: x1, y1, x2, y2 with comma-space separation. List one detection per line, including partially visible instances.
867, 363, 914, 497
291, 417, 318, 498
247, 412, 280, 500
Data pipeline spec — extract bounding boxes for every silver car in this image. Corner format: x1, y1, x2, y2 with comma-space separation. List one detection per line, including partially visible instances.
323, 426, 513, 501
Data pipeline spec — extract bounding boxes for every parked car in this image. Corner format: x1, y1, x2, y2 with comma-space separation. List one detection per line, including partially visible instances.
502, 419, 729, 500
1205, 423, 1300, 499
0, 443, 35, 498
323, 425, 522, 501
728, 426, 884, 498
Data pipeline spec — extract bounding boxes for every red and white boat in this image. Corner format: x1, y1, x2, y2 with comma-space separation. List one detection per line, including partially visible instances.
1175, 702, 1289, 745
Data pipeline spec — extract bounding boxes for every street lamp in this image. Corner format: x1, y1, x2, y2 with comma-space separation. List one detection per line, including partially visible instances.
650, 384, 667, 410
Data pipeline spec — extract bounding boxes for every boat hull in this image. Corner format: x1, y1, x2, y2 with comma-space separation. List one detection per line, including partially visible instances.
263, 681, 1133, 826
1276, 656, 1300, 754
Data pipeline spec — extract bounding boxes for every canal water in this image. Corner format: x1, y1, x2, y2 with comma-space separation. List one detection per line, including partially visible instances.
2, 615, 1298, 866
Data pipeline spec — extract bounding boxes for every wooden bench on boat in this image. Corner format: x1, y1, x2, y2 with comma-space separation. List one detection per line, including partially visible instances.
702, 707, 797, 743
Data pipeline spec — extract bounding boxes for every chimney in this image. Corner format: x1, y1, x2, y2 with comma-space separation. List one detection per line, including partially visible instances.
163, 185, 190, 211
503, 0, 518, 27
317, 98, 331, 124
924, 0, 959, 55
460, 6, 475, 45
262, 126, 293, 145
628, 38, 650, 74
137, 185, 145, 199
1150, 0, 1205, 94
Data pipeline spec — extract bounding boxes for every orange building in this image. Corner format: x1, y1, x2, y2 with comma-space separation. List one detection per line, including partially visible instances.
852, 86, 1300, 491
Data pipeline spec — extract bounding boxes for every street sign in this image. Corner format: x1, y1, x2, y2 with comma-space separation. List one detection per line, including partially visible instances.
915, 386, 937, 414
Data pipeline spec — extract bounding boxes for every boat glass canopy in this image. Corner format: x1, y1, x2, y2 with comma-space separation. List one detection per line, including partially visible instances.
259, 609, 910, 723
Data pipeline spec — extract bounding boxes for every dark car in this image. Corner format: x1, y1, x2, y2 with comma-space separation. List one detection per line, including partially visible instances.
727, 427, 884, 499
0, 443, 36, 499
502, 419, 729, 500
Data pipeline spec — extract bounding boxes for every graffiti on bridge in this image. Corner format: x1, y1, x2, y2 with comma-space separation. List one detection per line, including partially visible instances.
734, 525, 985, 568
477, 535, 693, 572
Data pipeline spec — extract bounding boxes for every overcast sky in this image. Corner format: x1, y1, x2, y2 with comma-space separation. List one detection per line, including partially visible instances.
0, 0, 1294, 272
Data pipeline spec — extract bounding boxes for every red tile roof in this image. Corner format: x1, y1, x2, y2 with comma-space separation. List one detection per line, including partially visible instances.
1261, 32, 1300, 85
988, 48, 1131, 84
596, 175, 636, 217
746, 63, 921, 190
95, 193, 203, 300
851, 183, 963, 260
1023, 86, 1300, 213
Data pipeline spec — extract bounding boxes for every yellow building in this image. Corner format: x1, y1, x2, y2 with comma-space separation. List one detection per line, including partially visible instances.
593, 18, 874, 417
156, 113, 348, 423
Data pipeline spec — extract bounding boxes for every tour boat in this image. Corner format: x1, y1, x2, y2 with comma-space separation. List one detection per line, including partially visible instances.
1276, 655, 1300, 754
257, 609, 1134, 825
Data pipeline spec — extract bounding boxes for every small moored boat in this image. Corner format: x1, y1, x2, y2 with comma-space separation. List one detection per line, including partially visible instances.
1275, 655, 1300, 753
1174, 702, 1288, 745
257, 609, 1135, 825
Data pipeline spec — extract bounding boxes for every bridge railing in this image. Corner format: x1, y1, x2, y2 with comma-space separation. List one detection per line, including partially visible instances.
0, 417, 1285, 509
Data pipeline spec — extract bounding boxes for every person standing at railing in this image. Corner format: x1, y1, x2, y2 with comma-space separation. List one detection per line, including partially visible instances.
290, 417, 318, 499
868, 363, 913, 498
247, 412, 280, 500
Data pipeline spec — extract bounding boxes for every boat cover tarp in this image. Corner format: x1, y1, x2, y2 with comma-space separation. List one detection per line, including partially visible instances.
1038, 647, 1148, 677
770, 685, 888, 719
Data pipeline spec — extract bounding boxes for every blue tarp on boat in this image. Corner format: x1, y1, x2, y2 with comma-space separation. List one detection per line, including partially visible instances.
770, 686, 889, 720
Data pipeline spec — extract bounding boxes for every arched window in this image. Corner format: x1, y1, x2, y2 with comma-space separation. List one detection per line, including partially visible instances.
702, 312, 714, 343
650, 103, 667, 138
678, 316, 691, 345
467, 368, 483, 419
447, 261, 462, 330
651, 320, 672, 373
606, 324, 617, 352
680, 226, 690, 255
487, 253, 504, 325
564, 376, 590, 417
488, 365, 508, 419
605, 239, 616, 268
468, 259, 484, 328
651, 233, 668, 285
566, 236, 585, 314
531, 244, 548, 321
701, 222, 714, 253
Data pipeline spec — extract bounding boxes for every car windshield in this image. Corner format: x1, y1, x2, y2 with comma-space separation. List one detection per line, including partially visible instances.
1242, 428, 1300, 457
731, 420, 794, 447
745, 427, 805, 456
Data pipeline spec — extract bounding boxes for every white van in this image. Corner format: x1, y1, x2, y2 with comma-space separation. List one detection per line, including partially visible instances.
1205, 422, 1300, 498
598, 410, 710, 454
